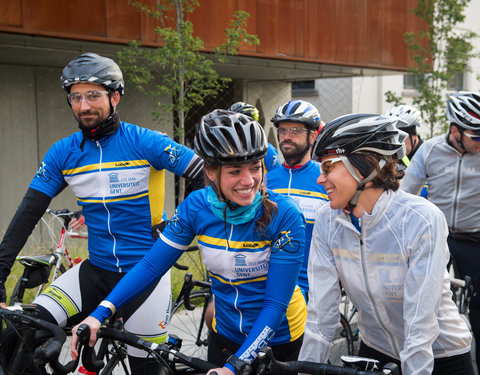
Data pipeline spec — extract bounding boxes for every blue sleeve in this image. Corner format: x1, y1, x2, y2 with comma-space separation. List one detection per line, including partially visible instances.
227, 261, 302, 371
29, 142, 67, 198
139, 128, 203, 179
264, 143, 281, 172
90, 239, 184, 322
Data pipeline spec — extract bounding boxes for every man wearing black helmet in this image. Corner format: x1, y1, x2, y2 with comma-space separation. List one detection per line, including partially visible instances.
266, 100, 328, 299
402, 91, 480, 373
0, 52, 204, 374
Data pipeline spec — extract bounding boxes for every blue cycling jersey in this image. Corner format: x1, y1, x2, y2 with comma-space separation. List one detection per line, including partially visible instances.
29, 122, 202, 272
264, 143, 281, 172
266, 160, 328, 295
93, 187, 307, 365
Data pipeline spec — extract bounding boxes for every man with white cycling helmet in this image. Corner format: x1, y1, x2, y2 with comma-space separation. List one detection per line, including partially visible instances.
0, 52, 204, 374
402, 91, 480, 373
300, 113, 473, 375
266, 99, 328, 298
385, 104, 428, 197
229, 101, 281, 172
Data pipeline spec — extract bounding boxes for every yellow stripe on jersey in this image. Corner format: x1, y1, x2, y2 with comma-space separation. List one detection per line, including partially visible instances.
76, 192, 149, 203
272, 188, 328, 200
285, 286, 307, 341
63, 159, 150, 175
209, 272, 267, 285
198, 234, 271, 250
148, 166, 166, 226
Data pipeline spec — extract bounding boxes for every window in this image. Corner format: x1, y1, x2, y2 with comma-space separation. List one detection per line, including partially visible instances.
448, 73, 463, 91
292, 80, 317, 95
403, 74, 421, 90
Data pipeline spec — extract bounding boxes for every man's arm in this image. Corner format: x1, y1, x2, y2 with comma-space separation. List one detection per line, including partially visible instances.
0, 188, 52, 303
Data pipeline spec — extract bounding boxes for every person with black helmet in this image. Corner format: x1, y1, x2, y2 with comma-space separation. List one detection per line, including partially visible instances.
0, 52, 204, 374
299, 114, 473, 375
70, 110, 308, 375
402, 91, 480, 373
228, 101, 281, 172
266, 99, 328, 299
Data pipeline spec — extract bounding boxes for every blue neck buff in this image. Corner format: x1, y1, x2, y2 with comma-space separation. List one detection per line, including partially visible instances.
207, 185, 263, 225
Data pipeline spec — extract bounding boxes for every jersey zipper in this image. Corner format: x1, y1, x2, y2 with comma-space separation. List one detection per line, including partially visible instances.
287, 168, 293, 195
227, 223, 246, 337
358, 221, 399, 354
96, 141, 120, 271
451, 156, 463, 232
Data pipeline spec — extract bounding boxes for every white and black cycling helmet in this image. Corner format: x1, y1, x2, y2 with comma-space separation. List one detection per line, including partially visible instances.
194, 109, 268, 166
61, 53, 125, 95
446, 91, 480, 132
229, 102, 260, 122
271, 100, 321, 130
385, 105, 422, 135
312, 113, 407, 210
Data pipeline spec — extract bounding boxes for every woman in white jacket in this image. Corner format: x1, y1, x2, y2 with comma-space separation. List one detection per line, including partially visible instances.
299, 114, 473, 375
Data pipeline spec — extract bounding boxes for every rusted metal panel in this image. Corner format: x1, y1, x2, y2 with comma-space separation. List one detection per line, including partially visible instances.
0, 0, 424, 70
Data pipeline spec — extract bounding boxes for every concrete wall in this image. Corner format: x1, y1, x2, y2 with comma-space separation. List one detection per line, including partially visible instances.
0, 63, 173, 240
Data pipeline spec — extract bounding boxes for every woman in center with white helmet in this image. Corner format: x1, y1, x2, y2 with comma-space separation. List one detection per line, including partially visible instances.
299, 114, 473, 374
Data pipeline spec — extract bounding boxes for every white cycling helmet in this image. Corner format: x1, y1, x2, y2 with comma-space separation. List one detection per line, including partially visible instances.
385, 105, 422, 135
446, 91, 480, 132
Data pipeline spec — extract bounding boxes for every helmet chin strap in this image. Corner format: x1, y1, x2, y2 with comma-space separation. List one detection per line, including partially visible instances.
340, 155, 386, 214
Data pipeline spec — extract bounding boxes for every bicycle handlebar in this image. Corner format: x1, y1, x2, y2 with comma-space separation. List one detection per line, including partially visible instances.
256, 347, 399, 375
0, 308, 78, 375
180, 272, 212, 311
74, 325, 218, 373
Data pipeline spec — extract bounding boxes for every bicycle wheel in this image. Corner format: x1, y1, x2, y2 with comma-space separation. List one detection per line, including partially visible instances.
101, 350, 130, 375
328, 313, 354, 366
169, 290, 211, 361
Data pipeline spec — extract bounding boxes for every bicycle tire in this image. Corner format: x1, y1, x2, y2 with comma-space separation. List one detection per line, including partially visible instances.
328, 313, 355, 366
181, 246, 208, 282
169, 290, 211, 361
100, 351, 130, 375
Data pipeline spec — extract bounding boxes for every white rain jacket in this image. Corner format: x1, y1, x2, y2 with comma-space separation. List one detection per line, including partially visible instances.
299, 189, 471, 375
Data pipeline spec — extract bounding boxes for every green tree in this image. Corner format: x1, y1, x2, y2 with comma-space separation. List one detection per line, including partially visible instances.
386, 0, 478, 137
117, 0, 259, 201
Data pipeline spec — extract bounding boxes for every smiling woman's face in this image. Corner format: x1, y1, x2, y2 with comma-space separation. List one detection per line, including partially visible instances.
206, 161, 263, 206
317, 156, 358, 210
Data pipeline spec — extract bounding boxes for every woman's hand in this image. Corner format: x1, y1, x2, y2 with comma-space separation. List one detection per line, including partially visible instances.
207, 367, 235, 375
70, 316, 101, 360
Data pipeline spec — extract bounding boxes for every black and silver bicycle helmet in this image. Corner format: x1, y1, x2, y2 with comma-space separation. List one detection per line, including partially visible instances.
446, 91, 480, 132
312, 113, 407, 211
312, 113, 407, 161
229, 102, 260, 121
385, 105, 422, 135
271, 100, 321, 130
61, 53, 125, 95
194, 110, 268, 166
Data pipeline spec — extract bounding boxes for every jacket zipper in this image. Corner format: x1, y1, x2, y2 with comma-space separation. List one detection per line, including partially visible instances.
358, 221, 399, 353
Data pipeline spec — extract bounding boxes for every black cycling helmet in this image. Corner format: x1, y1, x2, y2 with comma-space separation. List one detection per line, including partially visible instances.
271, 100, 321, 130
312, 113, 407, 161
229, 102, 259, 121
446, 91, 480, 132
194, 109, 268, 166
385, 104, 422, 135
312, 113, 407, 211
61, 53, 125, 95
